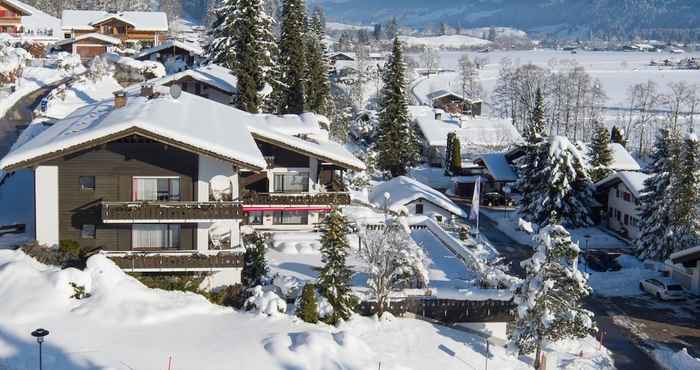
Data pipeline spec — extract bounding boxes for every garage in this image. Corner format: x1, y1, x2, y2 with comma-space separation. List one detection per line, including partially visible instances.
52, 33, 121, 60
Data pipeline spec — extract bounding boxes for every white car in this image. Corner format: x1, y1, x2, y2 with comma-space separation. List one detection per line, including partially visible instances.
639, 278, 685, 300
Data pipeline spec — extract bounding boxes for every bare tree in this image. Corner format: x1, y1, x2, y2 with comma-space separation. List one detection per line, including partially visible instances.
458, 54, 483, 101
420, 47, 440, 78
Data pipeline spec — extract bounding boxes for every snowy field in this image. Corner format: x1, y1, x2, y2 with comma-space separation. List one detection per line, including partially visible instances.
407, 49, 700, 109
0, 249, 613, 370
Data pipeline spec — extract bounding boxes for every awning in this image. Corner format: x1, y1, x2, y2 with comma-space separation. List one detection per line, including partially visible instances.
242, 207, 332, 212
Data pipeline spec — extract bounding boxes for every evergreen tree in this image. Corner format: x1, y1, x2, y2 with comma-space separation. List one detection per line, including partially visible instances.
296, 283, 319, 323
588, 126, 614, 182
516, 88, 547, 220
206, 0, 237, 69
444, 132, 461, 176
636, 128, 680, 260
528, 136, 595, 228
242, 232, 269, 288
610, 126, 627, 148
669, 133, 700, 253
376, 38, 420, 177
304, 9, 332, 116
510, 223, 596, 369
317, 208, 356, 324
278, 0, 307, 114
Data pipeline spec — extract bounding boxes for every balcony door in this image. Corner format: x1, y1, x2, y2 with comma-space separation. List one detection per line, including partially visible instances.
132, 224, 180, 250
273, 172, 309, 193
133, 177, 180, 201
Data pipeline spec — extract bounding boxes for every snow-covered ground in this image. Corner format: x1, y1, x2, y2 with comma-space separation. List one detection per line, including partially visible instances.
0, 249, 613, 370
587, 255, 661, 297
399, 35, 491, 49
0, 67, 67, 119
41, 76, 122, 119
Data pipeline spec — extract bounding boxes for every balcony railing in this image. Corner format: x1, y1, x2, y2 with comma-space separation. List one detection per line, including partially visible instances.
240, 192, 351, 206
101, 201, 243, 222
106, 251, 243, 270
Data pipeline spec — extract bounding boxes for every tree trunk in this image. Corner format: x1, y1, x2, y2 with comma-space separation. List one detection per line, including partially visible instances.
534, 342, 542, 369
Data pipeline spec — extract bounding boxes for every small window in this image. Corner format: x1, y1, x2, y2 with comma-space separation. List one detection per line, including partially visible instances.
64, 33, 71, 39
415, 204, 424, 214
623, 192, 631, 202
616, 210, 621, 221
616, 188, 620, 198
608, 207, 613, 217
81, 224, 96, 239
80, 176, 95, 191
247, 211, 263, 225
624, 214, 629, 225
435, 215, 443, 223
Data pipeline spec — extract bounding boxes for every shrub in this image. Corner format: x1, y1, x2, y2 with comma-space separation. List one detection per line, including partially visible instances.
69, 282, 91, 299
296, 283, 319, 323
206, 284, 246, 308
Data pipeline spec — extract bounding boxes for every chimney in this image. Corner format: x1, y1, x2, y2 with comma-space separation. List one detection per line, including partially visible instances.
140, 84, 155, 99
113, 90, 127, 109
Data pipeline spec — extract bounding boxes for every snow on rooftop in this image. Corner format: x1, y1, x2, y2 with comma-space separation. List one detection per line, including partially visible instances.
476, 153, 517, 182
136, 39, 205, 59
61, 10, 168, 32
0, 89, 267, 170
369, 176, 467, 218
398, 35, 491, 49
426, 89, 463, 101
2, 0, 32, 15
415, 115, 523, 150
608, 143, 641, 171
595, 171, 651, 198
54, 32, 122, 47
146, 64, 239, 94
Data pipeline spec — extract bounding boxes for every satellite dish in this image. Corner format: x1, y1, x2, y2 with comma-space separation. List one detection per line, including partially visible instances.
169, 84, 182, 99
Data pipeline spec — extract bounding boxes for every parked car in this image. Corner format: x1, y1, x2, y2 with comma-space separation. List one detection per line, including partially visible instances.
639, 278, 685, 300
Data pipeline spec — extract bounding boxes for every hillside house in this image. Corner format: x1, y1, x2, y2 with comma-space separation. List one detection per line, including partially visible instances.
594, 171, 650, 240
0, 86, 364, 287
426, 90, 482, 116
145, 64, 240, 105
53, 33, 121, 60
0, 0, 31, 33
135, 40, 205, 74
61, 10, 168, 50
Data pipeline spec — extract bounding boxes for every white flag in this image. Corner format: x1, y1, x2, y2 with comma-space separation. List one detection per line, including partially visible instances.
470, 176, 481, 221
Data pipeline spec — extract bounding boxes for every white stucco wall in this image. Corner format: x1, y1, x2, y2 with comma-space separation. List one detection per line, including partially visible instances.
406, 198, 455, 224
606, 182, 641, 239
197, 155, 240, 250
35, 165, 59, 247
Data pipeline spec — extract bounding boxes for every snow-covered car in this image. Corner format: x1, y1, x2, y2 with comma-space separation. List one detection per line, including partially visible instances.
639, 278, 685, 300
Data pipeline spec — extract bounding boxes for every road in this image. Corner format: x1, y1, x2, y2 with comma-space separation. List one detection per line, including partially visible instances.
454, 202, 660, 370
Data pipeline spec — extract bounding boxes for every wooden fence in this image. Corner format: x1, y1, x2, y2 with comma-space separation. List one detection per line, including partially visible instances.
357, 296, 514, 323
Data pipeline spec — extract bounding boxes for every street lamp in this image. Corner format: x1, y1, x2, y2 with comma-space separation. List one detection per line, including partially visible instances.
31, 328, 49, 370
383, 192, 391, 222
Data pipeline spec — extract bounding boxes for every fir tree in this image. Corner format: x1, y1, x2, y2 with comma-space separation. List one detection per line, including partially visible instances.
516, 88, 547, 220
510, 223, 596, 369
304, 9, 332, 116
636, 128, 680, 260
296, 283, 319, 323
588, 126, 614, 182
206, 0, 237, 70
528, 136, 595, 228
669, 133, 700, 253
444, 132, 461, 176
278, 0, 307, 114
242, 232, 269, 288
318, 208, 356, 324
376, 37, 420, 177
610, 126, 627, 148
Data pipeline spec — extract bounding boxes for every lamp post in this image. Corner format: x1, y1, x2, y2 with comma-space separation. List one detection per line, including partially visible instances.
383, 192, 391, 223
31, 328, 49, 370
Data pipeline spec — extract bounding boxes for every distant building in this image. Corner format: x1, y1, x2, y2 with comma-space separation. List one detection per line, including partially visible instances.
144, 64, 240, 105
594, 171, 650, 240
135, 40, 205, 74
426, 89, 481, 116
53, 33, 121, 60
61, 10, 168, 50
0, 0, 31, 33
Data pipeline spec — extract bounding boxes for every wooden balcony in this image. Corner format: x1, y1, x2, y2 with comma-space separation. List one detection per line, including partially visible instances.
240, 192, 351, 206
101, 201, 243, 223
106, 251, 243, 270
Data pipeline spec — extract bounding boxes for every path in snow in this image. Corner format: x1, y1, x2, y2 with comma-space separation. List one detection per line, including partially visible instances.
411, 229, 471, 291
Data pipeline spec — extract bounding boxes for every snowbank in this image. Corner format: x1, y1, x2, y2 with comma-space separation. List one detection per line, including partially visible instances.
587, 254, 660, 296
653, 347, 700, 370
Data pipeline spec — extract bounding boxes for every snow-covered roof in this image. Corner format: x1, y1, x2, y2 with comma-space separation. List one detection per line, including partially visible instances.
13, 0, 61, 36
54, 32, 122, 47
475, 153, 517, 182
256, 113, 325, 137
0, 88, 267, 171
62, 10, 168, 32
594, 171, 651, 198
415, 116, 523, 149
670, 245, 700, 264
369, 176, 467, 218
1, 0, 32, 15
135, 40, 205, 59
608, 143, 641, 171
145, 64, 239, 94
426, 89, 463, 101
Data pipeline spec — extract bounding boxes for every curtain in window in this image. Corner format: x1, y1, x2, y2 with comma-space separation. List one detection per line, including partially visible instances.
133, 178, 180, 201
273, 173, 309, 193
132, 224, 180, 249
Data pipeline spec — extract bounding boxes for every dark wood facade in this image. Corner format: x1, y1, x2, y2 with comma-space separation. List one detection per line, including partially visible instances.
46, 135, 198, 252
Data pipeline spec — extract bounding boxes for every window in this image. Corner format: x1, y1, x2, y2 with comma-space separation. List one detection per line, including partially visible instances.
415, 204, 424, 214
247, 211, 263, 225
623, 192, 631, 202
616, 188, 620, 198
132, 224, 180, 249
273, 211, 308, 225
616, 210, 621, 221
631, 217, 639, 227
624, 214, 629, 225
64, 33, 71, 39
609, 207, 613, 217
435, 215, 443, 223
80, 176, 95, 191
81, 224, 96, 239
133, 177, 180, 201
273, 172, 309, 193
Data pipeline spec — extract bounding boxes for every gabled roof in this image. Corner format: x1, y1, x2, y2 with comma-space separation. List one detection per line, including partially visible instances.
0, 89, 267, 171
144, 64, 238, 94
427, 89, 463, 101
89, 14, 136, 27
607, 143, 641, 171
61, 10, 168, 32
135, 40, 205, 59
594, 171, 651, 198
369, 176, 467, 218
1, 0, 32, 16
415, 115, 523, 149
475, 153, 517, 182
54, 32, 122, 47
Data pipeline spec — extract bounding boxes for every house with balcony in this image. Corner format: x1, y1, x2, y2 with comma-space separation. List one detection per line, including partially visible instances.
0, 0, 31, 33
594, 171, 650, 240
135, 39, 205, 74
61, 10, 168, 51
0, 86, 364, 287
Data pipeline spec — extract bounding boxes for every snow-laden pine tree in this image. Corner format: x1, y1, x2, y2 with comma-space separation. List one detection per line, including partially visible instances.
529, 136, 595, 228
444, 132, 461, 176
635, 128, 681, 260
588, 126, 614, 182
242, 232, 269, 288
516, 87, 547, 221
296, 283, 319, 323
304, 9, 332, 116
317, 209, 356, 324
206, 0, 277, 113
510, 223, 596, 369
376, 37, 420, 177
358, 218, 428, 317
278, 0, 306, 114
669, 133, 700, 253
